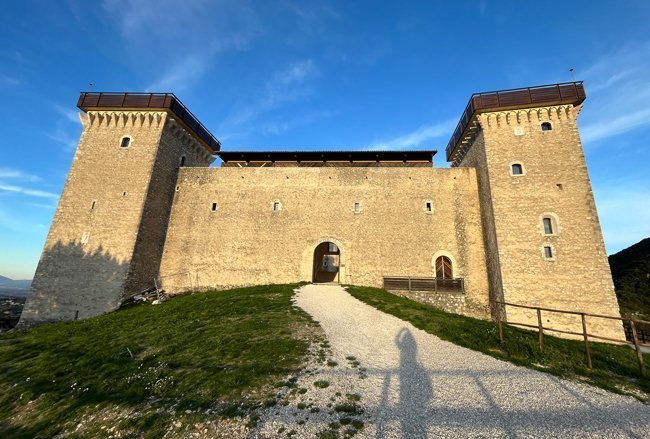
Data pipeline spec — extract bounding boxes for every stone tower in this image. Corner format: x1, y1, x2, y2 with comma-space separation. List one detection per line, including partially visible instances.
19, 93, 217, 326
449, 82, 623, 339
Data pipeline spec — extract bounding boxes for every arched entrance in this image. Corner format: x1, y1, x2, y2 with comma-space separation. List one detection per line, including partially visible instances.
313, 242, 340, 283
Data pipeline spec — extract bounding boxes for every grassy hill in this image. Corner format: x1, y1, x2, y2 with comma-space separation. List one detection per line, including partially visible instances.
0, 284, 319, 438
609, 237, 650, 320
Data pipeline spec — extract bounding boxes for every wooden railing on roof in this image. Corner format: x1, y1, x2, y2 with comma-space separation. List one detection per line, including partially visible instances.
493, 300, 648, 376
77, 92, 221, 153
446, 81, 586, 162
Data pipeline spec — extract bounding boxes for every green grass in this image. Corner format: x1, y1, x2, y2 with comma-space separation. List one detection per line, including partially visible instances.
0, 284, 318, 438
346, 285, 650, 402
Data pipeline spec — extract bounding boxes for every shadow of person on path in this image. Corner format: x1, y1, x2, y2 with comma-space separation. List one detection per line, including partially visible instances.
395, 327, 433, 438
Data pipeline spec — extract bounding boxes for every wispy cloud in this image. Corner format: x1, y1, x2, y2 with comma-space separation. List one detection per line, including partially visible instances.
369, 119, 456, 150
0, 184, 59, 199
580, 42, 650, 145
54, 105, 80, 124
0, 168, 41, 182
221, 59, 319, 133
47, 120, 78, 151
102, 0, 261, 92
0, 75, 22, 86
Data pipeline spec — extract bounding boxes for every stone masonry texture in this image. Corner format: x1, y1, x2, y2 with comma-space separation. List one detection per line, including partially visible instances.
458, 105, 623, 340
19, 99, 625, 342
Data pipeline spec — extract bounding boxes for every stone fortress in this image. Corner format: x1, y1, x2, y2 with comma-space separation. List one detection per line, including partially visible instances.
19, 82, 624, 340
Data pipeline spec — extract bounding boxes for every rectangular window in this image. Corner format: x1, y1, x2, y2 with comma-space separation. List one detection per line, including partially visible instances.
543, 218, 553, 234
353, 202, 360, 213
328, 243, 338, 253
211, 202, 217, 212
544, 246, 553, 259
273, 201, 281, 211
425, 202, 432, 212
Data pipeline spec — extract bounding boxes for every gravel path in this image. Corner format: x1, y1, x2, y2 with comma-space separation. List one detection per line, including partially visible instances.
256, 284, 649, 438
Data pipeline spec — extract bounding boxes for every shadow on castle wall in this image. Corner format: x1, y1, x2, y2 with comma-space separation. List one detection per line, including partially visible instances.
19, 241, 129, 327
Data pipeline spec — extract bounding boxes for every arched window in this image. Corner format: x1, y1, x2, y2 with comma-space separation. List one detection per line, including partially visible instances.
511, 163, 523, 175
120, 137, 131, 148
542, 217, 555, 235
435, 256, 453, 279
180, 156, 186, 166
541, 122, 552, 131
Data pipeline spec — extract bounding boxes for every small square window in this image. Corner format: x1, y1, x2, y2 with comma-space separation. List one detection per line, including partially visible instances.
120, 137, 131, 148
511, 164, 523, 175
211, 202, 218, 212
544, 246, 553, 259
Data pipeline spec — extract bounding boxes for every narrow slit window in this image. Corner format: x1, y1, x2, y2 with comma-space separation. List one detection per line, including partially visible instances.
211, 202, 218, 212
353, 202, 361, 213
90, 200, 96, 210
541, 122, 552, 131
425, 201, 432, 212
120, 137, 131, 148
543, 217, 554, 234
273, 201, 281, 211
544, 246, 553, 259
511, 163, 523, 175
180, 156, 186, 166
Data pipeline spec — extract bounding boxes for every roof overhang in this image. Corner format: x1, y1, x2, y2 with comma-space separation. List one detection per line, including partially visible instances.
217, 150, 437, 164
77, 92, 221, 154
445, 81, 586, 163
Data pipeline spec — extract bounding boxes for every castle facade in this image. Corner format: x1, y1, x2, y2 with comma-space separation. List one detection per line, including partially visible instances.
19, 82, 624, 339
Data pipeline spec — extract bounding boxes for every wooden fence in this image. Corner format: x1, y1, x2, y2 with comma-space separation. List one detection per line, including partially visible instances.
383, 276, 464, 293
493, 300, 649, 376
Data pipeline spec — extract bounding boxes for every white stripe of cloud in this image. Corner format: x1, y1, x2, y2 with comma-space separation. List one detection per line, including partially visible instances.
369, 119, 456, 150
0, 168, 41, 182
0, 184, 59, 199
580, 42, 650, 145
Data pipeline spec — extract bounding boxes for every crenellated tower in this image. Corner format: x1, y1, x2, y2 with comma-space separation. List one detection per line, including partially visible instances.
19, 93, 218, 326
449, 82, 624, 339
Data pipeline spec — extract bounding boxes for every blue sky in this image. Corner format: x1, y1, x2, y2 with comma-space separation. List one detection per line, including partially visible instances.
1, 1, 649, 279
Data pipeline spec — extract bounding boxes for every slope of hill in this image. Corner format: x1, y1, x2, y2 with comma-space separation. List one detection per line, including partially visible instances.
609, 237, 650, 321
0, 284, 320, 438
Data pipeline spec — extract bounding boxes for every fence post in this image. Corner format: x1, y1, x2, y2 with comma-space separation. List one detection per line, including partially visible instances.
630, 320, 646, 376
496, 302, 504, 343
408, 276, 411, 293
537, 308, 544, 352
581, 313, 592, 369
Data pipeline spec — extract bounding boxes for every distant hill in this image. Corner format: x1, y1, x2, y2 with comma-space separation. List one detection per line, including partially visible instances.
608, 237, 650, 321
0, 276, 31, 297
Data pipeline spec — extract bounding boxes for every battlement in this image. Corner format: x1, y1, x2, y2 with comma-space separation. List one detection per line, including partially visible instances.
77, 92, 221, 154
445, 82, 586, 163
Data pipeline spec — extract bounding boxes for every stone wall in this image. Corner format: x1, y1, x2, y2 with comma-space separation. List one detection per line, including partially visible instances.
159, 166, 491, 318
19, 111, 211, 325
387, 289, 487, 318
459, 105, 624, 340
